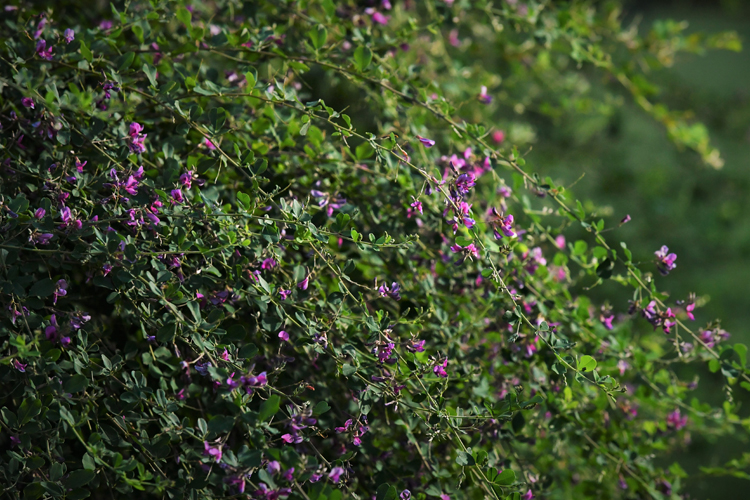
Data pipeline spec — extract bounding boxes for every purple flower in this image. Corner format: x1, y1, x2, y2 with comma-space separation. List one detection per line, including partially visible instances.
53, 279, 68, 304
378, 282, 401, 301
180, 171, 193, 188
434, 359, 448, 378
70, 312, 91, 330
600, 313, 614, 330
281, 433, 301, 444
489, 208, 516, 239
267, 461, 281, 475
31, 233, 54, 245
283, 467, 295, 481
328, 466, 345, 483
417, 136, 435, 148
655, 245, 677, 276
34, 207, 46, 219
22, 97, 34, 109
63, 29, 75, 43
36, 39, 54, 60
666, 408, 688, 431
171, 189, 184, 203
45, 314, 59, 342
203, 441, 222, 463
478, 85, 493, 104
400, 490, 411, 500
10, 436, 21, 447
279, 289, 291, 300
13, 359, 27, 372
455, 173, 476, 195
620, 214, 631, 224
522, 490, 534, 500
278, 330, 289, 342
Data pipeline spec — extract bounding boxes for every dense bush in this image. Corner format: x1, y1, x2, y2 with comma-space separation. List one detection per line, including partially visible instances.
1, 1, 749, 499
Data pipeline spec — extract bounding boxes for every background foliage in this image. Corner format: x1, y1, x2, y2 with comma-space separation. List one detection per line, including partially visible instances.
1, 1, 750, 499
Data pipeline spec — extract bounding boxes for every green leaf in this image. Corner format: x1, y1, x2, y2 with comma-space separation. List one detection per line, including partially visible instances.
308, 26, 328, 50
353, 46, 373, 72
17, 398, 42, 426
258, 394, 281, 422
64, 374, 88, 393
239, 343, 258, 359
79, 41, 93, 63
63, 470, 96, 489
376, 483, 397, 500
143, 63, 158, 87
117, 51, 135, 72
455, 451, 475, 466
313, 401, 330, 415
29, 278, 55, 297
176, 7, 192, 28
735, 343, 747, 366
132, 25, 144, 44
494, 469, 516, 486
186, 301, 201, 323
578, 355, 597, 372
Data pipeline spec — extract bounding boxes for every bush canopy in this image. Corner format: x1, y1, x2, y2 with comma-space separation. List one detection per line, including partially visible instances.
0, 1, 748, 499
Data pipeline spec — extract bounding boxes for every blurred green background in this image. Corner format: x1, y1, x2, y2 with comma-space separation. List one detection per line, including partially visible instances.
528, 1, 750, 497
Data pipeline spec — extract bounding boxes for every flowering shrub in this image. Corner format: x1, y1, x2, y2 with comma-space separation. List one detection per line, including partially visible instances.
1, 1, 749, 499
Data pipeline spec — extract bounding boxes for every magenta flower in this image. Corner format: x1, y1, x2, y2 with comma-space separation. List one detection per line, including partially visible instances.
440, 494, 450, 500
281, 433, 301, 444
203, 441, 222, 463
450, 243, 480, 265
417, 136, 435, 148
328, 466, 345, 483
655, 245, 677, 276
620, 214, 631, 224
369, 10, 389, 25
617, 359, 629, 376
34, 207, 46, 219
410, 199, 423, 215
407, 339, 425, 353
261, 258, 277, 270
434, 359, 448, 378
171, 189, 184, 203
478, 85, 493, 104
662, 308, 676, 334
75, 159, 87, 172
492, 130, 505, 144
554, 235, 566, 249
278, 330, 289, 342
127, 122, 147, 154
297, 275, 310, 290
686, 302, 695, 321
400, 490, 411, 500
600, 313, 614, 330
204, 138, 217, 150
63, 28, 75, 44
36, 39, 54, 60
21, 97, 34, 109
279, 289, 291, 300
13, 359, 27, 372
666, 408, 688, 431
522, 490, 534, 500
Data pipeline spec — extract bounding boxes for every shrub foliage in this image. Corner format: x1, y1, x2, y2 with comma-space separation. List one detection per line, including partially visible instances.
0, 1, 748, 499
